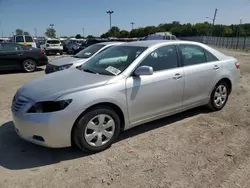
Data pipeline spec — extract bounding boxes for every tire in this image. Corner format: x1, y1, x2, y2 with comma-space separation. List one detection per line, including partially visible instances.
207, 82, 229, 111
22, 59, 37, 72
73, 106, 121, 153
59, 51, 63, 55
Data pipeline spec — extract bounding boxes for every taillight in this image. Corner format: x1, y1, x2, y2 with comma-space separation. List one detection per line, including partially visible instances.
40, 50, 45, 54
235, 62, 240, 69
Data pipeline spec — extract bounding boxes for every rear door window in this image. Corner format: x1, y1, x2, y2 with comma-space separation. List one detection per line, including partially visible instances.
25, 36, 33, 42
179, 44, 206, 66
15, 36, 24, 42
204, 49, 218, 62
47, 40, 60, 44
1, 43, 21, 52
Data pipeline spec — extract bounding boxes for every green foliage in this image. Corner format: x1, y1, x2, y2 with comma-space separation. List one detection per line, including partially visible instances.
45, 28, 56, 38
16, 29, 24, 35
87, 35, 95, 39
24, 31, 30, 35
100, 22, 250, 38
75, 34, 82, 39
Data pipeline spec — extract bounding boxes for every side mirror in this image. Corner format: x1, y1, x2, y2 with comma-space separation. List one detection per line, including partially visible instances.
134, 66, 153, 76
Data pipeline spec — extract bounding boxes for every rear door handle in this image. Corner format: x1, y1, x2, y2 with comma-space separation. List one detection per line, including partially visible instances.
173, 73, 182, 79
213, 65, 220, 70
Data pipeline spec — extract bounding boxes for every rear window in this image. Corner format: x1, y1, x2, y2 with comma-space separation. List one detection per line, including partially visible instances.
25, 36, 33, 42
47, 40, 60, 44
16, 36, 24, 42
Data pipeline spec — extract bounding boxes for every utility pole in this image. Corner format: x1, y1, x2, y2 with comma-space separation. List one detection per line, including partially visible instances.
212, 8, 218, 26
131, 22, 135, 30
106, 10, 114, 30
34, 28, 37, 37
82, 28, 84, 38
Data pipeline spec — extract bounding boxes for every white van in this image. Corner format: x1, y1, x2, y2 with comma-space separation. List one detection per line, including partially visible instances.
13, 35, 37, 48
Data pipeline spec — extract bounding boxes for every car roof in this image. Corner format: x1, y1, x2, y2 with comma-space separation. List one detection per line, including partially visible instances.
119, 40, 205, 47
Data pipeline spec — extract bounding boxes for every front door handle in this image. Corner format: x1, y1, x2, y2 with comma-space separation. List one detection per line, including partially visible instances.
17, 53, 23, 56
213, 65, 220, 70
173, 73, 182, 79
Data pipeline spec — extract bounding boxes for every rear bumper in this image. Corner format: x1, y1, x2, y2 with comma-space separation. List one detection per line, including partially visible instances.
36, 56, 48, 66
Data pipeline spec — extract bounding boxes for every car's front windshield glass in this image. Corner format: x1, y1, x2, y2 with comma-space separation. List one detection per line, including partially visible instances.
80, 45, 147, 76
74, 44, 106, 58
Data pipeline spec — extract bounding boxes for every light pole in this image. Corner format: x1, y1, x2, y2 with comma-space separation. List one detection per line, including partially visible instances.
0, 20, 3, 37
50, 24, 54, 29
82, 28, 84, 38
106, 10, 114, 30
130, 22, 135, 30
34, 28, 37, 37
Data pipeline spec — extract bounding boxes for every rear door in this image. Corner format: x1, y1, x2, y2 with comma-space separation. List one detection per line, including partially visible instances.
178, 44, 221, 108
0, 43, 24, 69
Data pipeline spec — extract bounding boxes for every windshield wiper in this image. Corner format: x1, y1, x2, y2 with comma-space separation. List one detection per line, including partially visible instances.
80, 67, 98, 74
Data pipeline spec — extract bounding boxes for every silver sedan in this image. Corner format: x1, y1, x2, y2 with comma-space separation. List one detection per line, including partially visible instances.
12, 40, 240, 152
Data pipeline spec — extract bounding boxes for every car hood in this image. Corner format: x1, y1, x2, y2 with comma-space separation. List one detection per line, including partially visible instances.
49, 56, 89, 67
17, 68, 112, 101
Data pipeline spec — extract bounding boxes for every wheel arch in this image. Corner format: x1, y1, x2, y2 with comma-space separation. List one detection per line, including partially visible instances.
70, 102, 126, 146
216, 77, 232, 94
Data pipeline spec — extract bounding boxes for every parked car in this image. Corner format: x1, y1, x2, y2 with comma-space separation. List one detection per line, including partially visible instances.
12, 35, 37, 48
0, 42, 47, 72
12, 40, 240, 152
143, 32, 177, 40
65, 39, 85, 54
45, 42, 123, 74
76, 38, 110, 54
40, 38, 63, 55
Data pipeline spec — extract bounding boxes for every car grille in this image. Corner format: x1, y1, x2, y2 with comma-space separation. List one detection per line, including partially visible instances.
11, 94, 30, 113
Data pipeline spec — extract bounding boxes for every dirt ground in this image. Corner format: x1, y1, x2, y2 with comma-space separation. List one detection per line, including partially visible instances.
0, 48, 249, 188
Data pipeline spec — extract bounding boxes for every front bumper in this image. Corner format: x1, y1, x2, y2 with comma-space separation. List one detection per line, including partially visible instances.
12, 108, 79, 148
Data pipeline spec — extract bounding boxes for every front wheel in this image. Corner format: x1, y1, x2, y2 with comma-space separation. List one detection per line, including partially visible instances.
207, 82, 229, 111
73, 106, 121, 153
22, 59, 37, 72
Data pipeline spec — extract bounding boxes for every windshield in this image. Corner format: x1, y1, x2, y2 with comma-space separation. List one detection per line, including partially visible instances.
75, 44, 106, 58
80, 45, 147, 76
25, 36, 33, 42
47, 40, 60, 44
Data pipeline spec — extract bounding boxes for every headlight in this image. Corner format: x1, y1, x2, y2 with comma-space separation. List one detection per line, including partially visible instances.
58, 64, 73, 71
28, 99, 72, 113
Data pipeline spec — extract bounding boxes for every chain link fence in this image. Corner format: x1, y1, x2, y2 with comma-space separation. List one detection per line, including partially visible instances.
179, 36, 250, 51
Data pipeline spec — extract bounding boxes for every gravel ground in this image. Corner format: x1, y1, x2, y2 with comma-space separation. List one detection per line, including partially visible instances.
0, 49, 250, 188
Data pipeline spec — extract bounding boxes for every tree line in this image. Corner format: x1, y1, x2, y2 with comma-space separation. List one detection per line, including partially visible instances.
100, 21, 250, 38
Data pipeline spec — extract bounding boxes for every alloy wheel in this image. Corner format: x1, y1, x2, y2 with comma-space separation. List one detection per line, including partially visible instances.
213, 85, 228, 107
23, 59, 36, 72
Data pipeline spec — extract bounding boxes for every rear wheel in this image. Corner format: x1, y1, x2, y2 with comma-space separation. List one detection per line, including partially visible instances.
73, 106, 121, 153
207, 82, 229, 111
22, 59, 37, 72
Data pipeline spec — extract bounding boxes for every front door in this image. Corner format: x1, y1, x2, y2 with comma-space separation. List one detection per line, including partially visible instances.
126, 45, 184, 125
178, 44, 221, 108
